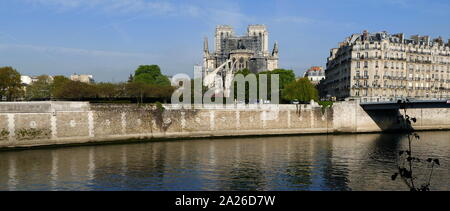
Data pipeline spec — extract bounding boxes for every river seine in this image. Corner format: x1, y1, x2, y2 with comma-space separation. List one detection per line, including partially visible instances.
1, 131, 449, 191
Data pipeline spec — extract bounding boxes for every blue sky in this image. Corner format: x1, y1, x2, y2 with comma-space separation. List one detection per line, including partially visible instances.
1, 0, 449, 82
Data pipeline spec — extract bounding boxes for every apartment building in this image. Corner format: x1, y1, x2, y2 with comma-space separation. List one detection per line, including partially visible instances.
323, 30, 450, 102
303, 66, 325, 85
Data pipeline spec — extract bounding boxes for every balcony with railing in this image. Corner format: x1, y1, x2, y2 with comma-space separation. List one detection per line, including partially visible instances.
391, 57, 407, 61
372, 84, 381, 88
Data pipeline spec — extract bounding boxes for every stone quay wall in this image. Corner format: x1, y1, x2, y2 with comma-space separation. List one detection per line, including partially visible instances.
1, 101, 449, 149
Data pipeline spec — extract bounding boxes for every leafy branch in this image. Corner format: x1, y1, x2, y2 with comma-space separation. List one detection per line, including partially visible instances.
391, 99, 440, 191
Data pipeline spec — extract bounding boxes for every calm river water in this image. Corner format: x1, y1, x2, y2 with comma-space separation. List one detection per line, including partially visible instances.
1, 131, 450, 191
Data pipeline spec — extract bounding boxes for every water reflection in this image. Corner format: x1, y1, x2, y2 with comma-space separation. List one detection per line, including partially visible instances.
0, 131, 449, 191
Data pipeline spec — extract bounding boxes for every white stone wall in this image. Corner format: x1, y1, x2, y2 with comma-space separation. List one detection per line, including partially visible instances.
2, 102, 450, 149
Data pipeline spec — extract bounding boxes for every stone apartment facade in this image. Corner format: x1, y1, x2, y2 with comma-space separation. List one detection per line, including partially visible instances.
70, 74, 94, 84
323, 30, 450, 102
303, 66, 325, 85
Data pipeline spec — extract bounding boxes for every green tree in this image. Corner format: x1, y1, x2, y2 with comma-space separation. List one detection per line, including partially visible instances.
51, 75, 97, 100
126, 81, 174, 104
258, 68, 296, 90
126, 81, 149, 104
258, 69, 296, 102
283, 77, 319, 103
25, 75, 52, 100
231, 68, 296, 103
0, 66, 23, 101
95, 82, 120, 100
51, 75, 71, 99
58, 81, 97, 100
133, 65, 171, 86
127, 74, 134, 83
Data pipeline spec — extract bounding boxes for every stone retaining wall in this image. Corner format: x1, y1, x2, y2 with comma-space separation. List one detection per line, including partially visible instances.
0, 101, 449, 149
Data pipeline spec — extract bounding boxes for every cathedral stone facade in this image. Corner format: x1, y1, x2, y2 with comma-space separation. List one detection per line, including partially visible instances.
203, 25, 279, 77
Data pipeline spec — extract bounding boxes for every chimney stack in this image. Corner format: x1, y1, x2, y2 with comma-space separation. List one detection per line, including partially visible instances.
363, 30, 369, 41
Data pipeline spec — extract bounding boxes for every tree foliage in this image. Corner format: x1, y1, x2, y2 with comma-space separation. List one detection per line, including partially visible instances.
25, 75, 52, 100
0, 66, 23, 101
44, 75, 174, 102
231, 68, 296, 103
0, 65, 175, 103
51, 75, 72, 99
54, 81, 97, 100
259, 69, 296, 102
95, 82, 124, 100
282, 77, 319, 102
391, 99, 440, 191
258, 69, 296, 90
133, 65, 171, 87
126, 81, 174, 103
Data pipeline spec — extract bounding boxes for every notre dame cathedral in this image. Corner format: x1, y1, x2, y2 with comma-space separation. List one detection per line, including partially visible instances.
202, 25, 279, 89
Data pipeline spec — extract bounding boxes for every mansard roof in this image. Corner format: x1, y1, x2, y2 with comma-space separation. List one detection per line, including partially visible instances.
345, 30, 449, 47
